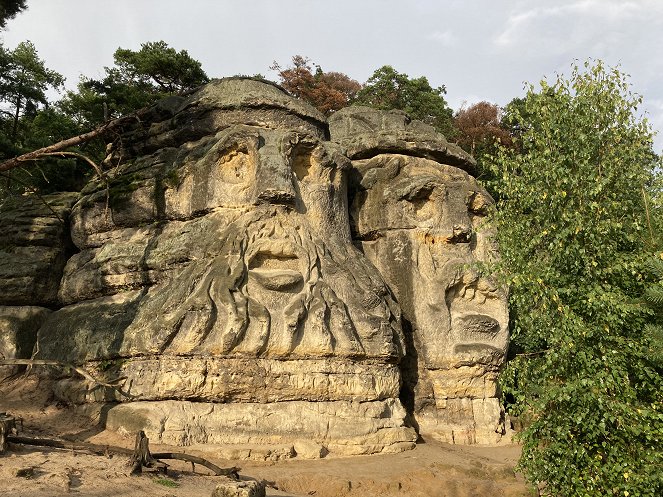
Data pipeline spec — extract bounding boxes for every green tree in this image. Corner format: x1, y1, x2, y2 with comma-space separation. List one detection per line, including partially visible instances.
488, 61, 663, 496
644, 256, 663, 371
271, 55, 361, 115
64, 40, 208, 126
355, 65, 456, 137
0, 40, 64, 145
0, 0, 27, 29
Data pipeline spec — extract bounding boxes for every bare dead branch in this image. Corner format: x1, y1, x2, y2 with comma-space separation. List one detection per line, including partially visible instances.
7, 435, 134, 457
37, 151, 105, 179
6, 434, 241, 478
0, 359, 126, 390
0, 111, 145, 173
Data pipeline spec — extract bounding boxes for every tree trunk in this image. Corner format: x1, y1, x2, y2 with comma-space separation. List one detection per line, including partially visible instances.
0, 109, 146, 174
11, 92, 21, 141
0, 413, 17, 454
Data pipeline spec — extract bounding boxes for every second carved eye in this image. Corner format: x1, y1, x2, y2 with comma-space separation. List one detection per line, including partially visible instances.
217, 145, 253, 184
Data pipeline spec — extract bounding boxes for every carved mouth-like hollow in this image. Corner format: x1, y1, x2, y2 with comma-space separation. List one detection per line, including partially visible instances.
247, 241, 304, 292
248, 268, 303, 291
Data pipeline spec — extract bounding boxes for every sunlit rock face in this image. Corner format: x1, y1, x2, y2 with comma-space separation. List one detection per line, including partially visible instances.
32, 79, 415, 455
3, 79, 510, 455
330, 107, 510, 444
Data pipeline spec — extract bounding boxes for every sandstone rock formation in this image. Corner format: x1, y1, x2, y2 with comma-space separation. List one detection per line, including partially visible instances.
0, 78, 509, 456
0, 192, 77, 379
330, 107, 509, 444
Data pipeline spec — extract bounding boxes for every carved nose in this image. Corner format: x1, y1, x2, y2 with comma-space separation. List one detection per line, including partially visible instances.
257, 185, 296, 205
256, 155, 297, 206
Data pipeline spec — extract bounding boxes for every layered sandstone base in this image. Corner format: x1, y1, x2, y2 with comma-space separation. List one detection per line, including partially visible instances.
51, 356, 415, 458
416, 397, 508, 445
414, 367, 511, 445
101, 399, 417, 457
51, 357, 401, 403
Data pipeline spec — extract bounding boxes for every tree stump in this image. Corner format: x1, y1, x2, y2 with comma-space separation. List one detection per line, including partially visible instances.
129, 430, 167, 475
0, 413, 17, 454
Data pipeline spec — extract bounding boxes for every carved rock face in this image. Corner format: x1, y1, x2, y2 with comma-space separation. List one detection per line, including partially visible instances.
28, 80, 414, 455
1, 82, 510, 454
330, 107, 510, 444
349, 154, 508, 369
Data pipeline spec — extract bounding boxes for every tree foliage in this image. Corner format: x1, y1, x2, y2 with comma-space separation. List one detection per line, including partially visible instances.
488, 61, 663, 496
64, 40, 209, 127
643, 254, 663, 371
1, 40, 209, 195
454, 101, 512, 156
355, 65, 456, 137
271, 55, 361, 115
0, 0, 27, 29
0, 40, 64, 145
0, 40, 75, 195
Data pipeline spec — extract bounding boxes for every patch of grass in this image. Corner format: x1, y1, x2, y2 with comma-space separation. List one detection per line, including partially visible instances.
153, 477, 179, 488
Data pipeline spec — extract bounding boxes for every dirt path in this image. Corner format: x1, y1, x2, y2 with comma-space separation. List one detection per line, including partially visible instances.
0, 376, 530, 497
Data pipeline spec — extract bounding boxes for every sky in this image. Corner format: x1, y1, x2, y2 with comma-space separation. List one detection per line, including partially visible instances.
3, 0, 663, 151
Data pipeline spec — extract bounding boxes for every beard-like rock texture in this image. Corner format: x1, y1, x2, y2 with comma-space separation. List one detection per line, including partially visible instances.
1, 79, 510, 457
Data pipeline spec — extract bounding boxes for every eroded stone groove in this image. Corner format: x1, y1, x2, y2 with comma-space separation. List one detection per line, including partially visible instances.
0, 78, 510, 457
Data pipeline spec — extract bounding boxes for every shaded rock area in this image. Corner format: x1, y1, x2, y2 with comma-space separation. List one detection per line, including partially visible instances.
0, 77, 510, 457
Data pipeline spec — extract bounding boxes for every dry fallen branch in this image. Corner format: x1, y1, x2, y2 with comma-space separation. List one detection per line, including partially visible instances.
7, 435, 133, 457
151, 452, 240, 479
0, 111, 145, 173
6, 434, 240, 478
0, 359, 126, 391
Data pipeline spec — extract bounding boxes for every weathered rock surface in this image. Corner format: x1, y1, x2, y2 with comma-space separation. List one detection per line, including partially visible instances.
213, 479, 265, 497
3, 78, 510, 455
0, 192, 77, 306
328, 106, 476, 172
330, 106, 510, 444
29, 78, 414, 456
104, 399, 415, 455
0, 306, 51, 379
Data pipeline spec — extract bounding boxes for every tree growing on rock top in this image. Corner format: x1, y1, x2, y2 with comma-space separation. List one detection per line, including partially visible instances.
271, 55, 361, 115
454, 101, 512, 157
63, 40, 209, 127
354, 65, 456, 138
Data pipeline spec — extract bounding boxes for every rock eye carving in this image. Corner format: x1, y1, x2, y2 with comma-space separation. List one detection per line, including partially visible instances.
217, 145, 253, 184
290, 143, 316, 182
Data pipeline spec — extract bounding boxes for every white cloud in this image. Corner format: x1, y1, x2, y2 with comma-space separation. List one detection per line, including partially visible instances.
428, 30, 458, 47
494, 0, 661, 54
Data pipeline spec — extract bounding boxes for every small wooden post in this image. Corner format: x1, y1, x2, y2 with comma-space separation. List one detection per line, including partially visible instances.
0, 413, 17, 454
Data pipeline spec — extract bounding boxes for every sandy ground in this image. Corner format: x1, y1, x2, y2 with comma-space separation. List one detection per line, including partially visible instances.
0, 375, 531, 497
